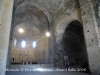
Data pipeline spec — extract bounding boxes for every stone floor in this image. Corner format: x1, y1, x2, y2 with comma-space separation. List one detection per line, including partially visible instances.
6, 71, 90, 75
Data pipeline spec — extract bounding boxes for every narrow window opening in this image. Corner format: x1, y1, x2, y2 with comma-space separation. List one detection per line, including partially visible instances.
14, 39, 17, 47
32, 41, 36, 48
21, 40, 26, 48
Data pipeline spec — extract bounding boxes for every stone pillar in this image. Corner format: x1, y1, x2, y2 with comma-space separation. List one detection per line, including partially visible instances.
0, 0, 14, 75
79, 0, 100, 74
44, 36, 50, 64
0, 0, 4, 25
49, 34, 54, 67
49, 26, 56, 67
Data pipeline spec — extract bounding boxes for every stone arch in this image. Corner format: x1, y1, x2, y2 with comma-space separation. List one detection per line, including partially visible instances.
7, 1, 53, 67
14, 6, 48, 32
14, 2, 53, 29
62, 20, 89, 71
56, 19, 82, 43
55, 20, 90, 73
55, 19, 82, 67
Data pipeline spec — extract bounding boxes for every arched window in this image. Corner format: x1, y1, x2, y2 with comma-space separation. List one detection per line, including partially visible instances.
21, 40, 26, 48
14, 39, 17, 47
32, 41, 36, 48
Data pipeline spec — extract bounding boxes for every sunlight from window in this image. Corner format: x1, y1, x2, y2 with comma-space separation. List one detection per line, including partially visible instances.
21, 40, 26, 48
14, 39, 17, 47
32, 41, 36, 48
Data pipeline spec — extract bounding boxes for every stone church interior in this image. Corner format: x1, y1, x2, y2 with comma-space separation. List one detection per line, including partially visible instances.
0, 0, 100, 75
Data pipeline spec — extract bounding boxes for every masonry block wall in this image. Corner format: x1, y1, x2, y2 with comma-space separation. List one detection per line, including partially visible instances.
11, 36, 49, 64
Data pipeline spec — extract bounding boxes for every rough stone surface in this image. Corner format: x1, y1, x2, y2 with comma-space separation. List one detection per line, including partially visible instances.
79, 0, 100, 75
0, 0, 4, 25
0, 0, 100, 75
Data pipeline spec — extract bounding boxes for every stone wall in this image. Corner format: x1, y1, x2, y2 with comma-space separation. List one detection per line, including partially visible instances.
11, 36, 49, 64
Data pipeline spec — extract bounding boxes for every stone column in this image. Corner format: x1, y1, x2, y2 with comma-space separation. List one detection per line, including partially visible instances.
0, 0, 4, 25
79, 0, 100, 74
0, 0, 14, 75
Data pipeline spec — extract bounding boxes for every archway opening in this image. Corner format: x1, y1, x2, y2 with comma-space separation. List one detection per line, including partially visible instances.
6, 0, 51, 68
62, 20, 90, 73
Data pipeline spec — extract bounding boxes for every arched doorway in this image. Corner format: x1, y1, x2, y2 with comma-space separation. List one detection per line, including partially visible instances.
62, 20, 90, 73
7, 2, 51, 67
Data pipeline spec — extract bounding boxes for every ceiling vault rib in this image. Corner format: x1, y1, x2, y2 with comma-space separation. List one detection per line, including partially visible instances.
14, 4, 70, 15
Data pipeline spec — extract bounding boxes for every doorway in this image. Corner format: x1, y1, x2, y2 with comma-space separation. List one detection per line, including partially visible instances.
62, 20, 90, 73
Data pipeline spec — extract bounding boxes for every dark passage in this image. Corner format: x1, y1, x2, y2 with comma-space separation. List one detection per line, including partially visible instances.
62, 20, 90, 73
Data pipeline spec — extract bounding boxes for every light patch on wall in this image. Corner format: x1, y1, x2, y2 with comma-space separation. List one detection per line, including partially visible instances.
32, 41, 36, 48
14, 39, 17, 47
21, 40, 26, 48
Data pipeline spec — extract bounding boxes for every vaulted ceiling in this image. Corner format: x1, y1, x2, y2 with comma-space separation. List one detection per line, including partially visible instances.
13, 0, 70, 28
12, 0, 72, 39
